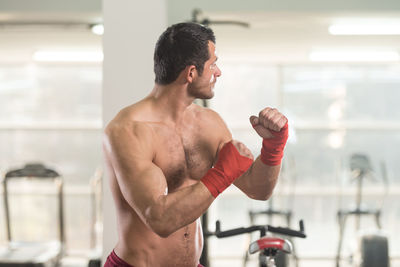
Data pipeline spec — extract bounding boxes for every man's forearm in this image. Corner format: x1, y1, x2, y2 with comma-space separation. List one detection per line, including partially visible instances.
235, 156, 281, 200
239, 111, 289, 200
145, 142, 253, 237
145, 182, 213, 237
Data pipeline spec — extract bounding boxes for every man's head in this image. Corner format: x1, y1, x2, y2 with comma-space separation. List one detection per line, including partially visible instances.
154, 22, 216, 85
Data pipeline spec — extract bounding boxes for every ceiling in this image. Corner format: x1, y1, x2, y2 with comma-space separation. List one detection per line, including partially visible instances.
0, 0, 400, 63
0, 0, 102, 63
203, 11, 400, 63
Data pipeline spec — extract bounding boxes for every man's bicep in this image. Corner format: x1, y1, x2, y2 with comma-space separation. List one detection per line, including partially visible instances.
211, 110, 233, 153
104, 123, 168, 221
116, 159, 167, 220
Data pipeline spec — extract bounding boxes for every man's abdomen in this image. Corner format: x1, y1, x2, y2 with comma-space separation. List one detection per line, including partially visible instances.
117, 217, 203, 267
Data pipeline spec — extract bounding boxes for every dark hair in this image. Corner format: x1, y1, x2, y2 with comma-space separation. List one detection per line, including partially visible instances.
154, 22, 216, 85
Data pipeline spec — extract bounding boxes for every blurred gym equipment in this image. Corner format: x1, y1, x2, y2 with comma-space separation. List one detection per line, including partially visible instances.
0, 163, 65, 266
211, 219, 306, 267
245, 156, 298, 267
336, 154, 390, 267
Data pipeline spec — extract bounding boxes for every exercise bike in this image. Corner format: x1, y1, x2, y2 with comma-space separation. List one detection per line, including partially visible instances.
335, 154, 390, 267
245, 156, 298, 267
208, 220, 306, 267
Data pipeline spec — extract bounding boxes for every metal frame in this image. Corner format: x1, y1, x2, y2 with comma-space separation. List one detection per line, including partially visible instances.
1, 163, 65, 265
335, 154, 389, 267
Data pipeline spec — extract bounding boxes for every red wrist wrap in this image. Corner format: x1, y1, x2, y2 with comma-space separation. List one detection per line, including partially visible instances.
201, 142, 253, 198
260, 123, 289, 166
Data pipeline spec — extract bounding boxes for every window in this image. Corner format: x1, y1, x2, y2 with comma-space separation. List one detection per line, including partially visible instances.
208, 62, 400, 265
0, 62, 102, 252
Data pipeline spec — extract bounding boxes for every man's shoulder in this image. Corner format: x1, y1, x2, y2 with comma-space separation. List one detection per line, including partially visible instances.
105, 117, 153, 136
106, 99, 153, 129
191, 102, 221, 120
191, 103, 227, 127
190, 103, 231, 141
119, 99, 154, 121
104, 102, 155, 144
103, 118, 155, 160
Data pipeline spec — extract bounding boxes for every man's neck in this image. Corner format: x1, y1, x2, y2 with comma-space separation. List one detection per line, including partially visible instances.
149, 83, 195, 125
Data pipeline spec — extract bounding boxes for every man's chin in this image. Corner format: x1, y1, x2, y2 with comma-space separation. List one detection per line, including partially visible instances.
195, 91, 213, 101
204, 89, 215, 99
189, 84, 215, 100
197, 95, 213, 101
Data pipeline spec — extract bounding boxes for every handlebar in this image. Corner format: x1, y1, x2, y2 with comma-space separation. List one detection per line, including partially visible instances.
209, 220, 306, 239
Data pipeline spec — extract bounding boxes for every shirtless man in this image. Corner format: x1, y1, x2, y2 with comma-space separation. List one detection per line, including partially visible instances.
103, 22, 289, 267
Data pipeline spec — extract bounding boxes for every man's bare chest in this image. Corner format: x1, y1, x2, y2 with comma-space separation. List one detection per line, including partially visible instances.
151, 124, 217, 192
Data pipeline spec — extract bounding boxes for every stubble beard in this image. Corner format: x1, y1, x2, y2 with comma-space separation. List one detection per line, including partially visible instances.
188, 82, 215, 100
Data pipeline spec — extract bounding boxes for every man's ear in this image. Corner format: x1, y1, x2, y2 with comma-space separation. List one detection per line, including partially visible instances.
185, 65, 197, 83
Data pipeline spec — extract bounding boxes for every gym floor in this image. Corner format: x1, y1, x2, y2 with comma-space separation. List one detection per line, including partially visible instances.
210, 258, 400, 267
59, 257, 400, 267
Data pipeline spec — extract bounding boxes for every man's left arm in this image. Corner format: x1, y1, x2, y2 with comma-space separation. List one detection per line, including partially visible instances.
233, 107, 289, 200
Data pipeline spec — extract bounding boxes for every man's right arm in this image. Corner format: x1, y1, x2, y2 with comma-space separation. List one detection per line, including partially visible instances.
103, 121, 216, 238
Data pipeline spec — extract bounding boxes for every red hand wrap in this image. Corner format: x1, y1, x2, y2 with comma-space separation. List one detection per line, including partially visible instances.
201, 142, 253, 198
260, 122, 289, 166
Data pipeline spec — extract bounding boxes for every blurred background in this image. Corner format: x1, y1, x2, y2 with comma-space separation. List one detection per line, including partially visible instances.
0, 0, 399, 266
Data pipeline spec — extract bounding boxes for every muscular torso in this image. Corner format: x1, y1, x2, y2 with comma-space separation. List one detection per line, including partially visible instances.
105, 101, 226, 267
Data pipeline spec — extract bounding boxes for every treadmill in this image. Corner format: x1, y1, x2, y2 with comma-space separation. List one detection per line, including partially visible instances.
0, 163, 65, 266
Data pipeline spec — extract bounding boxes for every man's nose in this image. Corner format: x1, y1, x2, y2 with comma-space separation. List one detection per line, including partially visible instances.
215, 65, 222, 77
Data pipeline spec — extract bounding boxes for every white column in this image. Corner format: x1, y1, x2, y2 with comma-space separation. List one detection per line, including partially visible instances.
102, 0, 167, 261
